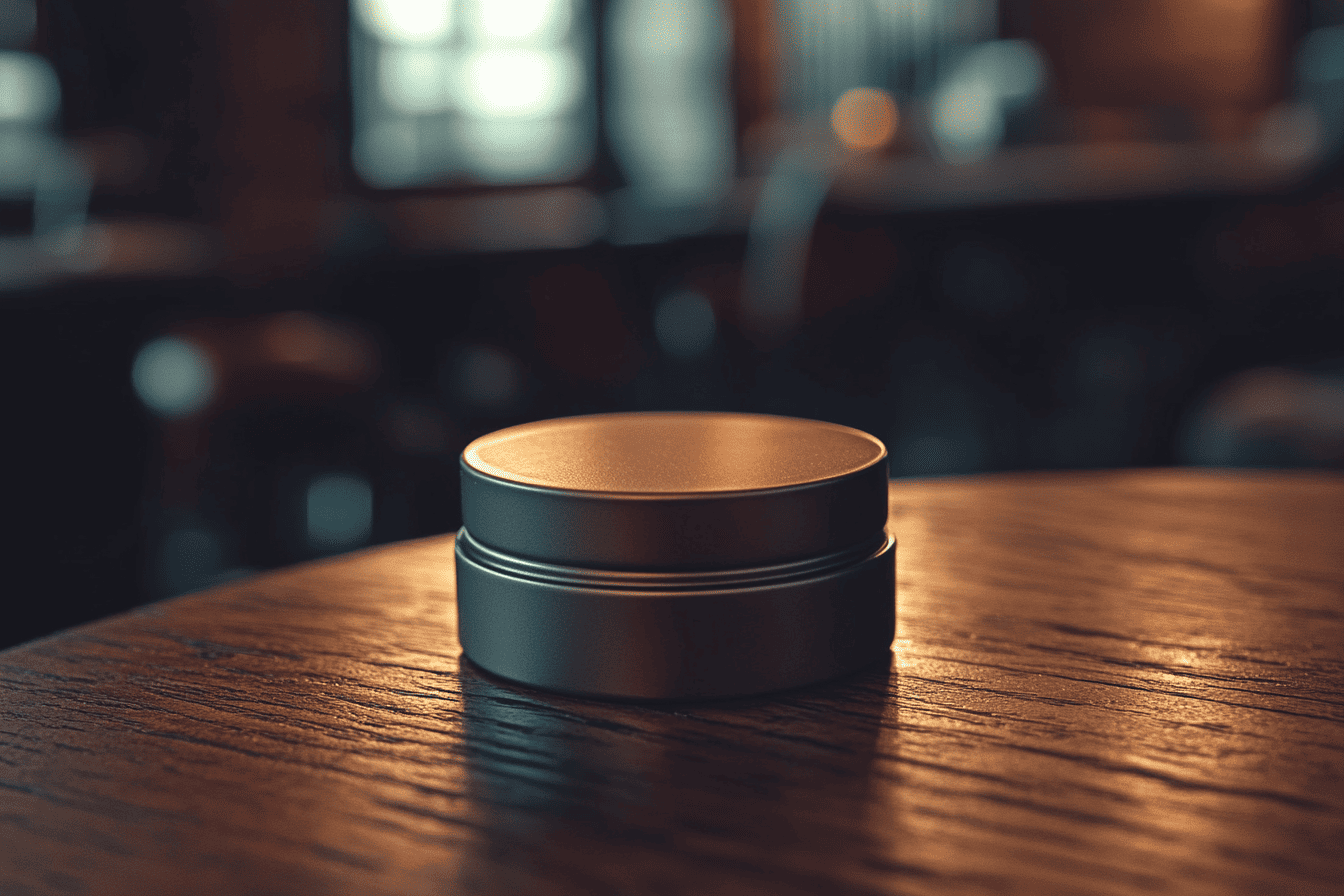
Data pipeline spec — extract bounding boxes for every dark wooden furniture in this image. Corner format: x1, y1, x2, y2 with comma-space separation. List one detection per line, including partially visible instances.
3, 470, 1341, 895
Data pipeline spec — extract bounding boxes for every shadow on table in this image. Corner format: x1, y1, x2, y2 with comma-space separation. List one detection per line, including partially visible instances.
451, 655, 911, 895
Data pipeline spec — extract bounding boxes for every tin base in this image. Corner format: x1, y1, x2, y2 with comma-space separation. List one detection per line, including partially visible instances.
455, 529, 896, 701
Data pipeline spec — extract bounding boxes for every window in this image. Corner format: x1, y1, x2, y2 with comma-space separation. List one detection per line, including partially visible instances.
351, 0, 594, 187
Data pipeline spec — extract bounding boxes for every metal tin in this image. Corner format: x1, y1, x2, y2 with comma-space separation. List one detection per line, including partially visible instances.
455, 412, 895, 700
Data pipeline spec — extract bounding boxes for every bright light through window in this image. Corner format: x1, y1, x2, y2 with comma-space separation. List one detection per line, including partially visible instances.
477, 0, 569, 42
460, 116, 569, 181
462, 48, 580, 117
378, 45, 455, 113
351, 0, 590, 186
355, 0, 454, 44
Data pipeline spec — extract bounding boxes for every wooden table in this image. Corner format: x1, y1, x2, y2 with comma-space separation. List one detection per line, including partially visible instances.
3, 470, 1342, 895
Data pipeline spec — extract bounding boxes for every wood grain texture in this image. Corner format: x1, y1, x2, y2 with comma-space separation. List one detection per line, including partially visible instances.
1, 470, 1341, 895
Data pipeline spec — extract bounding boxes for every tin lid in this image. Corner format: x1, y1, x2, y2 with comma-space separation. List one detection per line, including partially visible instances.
460, 412, 888, 571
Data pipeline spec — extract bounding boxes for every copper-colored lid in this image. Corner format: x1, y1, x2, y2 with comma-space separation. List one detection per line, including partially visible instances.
464, 412, 885, 494
460, 412, 888, 571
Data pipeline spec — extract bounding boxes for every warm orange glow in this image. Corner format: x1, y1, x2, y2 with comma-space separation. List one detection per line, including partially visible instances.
261, 312, 377, 384
831, 88, 898, 151
263, 312, 326, 366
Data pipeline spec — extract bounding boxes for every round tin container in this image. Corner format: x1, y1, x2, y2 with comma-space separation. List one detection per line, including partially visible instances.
454, 412, 895, 700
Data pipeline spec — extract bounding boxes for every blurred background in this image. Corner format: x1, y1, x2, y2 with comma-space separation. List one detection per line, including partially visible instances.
4, 0, 1344, 647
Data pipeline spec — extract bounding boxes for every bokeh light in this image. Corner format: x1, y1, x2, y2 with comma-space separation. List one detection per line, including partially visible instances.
260, 312, 379, 385
930, 40, 1046, 163
0, 51, 60, 122
831, 87, 898, 151
307, 473, 374, 552
931, 76, 999, 163
974, 40, 1045, 106
654, 290, 716, 360
132, 336, 215, 418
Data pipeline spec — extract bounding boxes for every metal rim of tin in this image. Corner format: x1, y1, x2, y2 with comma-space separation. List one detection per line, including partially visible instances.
455, 412, 896, 701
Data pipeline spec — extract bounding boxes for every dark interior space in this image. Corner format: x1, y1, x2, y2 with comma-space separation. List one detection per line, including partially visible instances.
4, 0, 1344, 649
